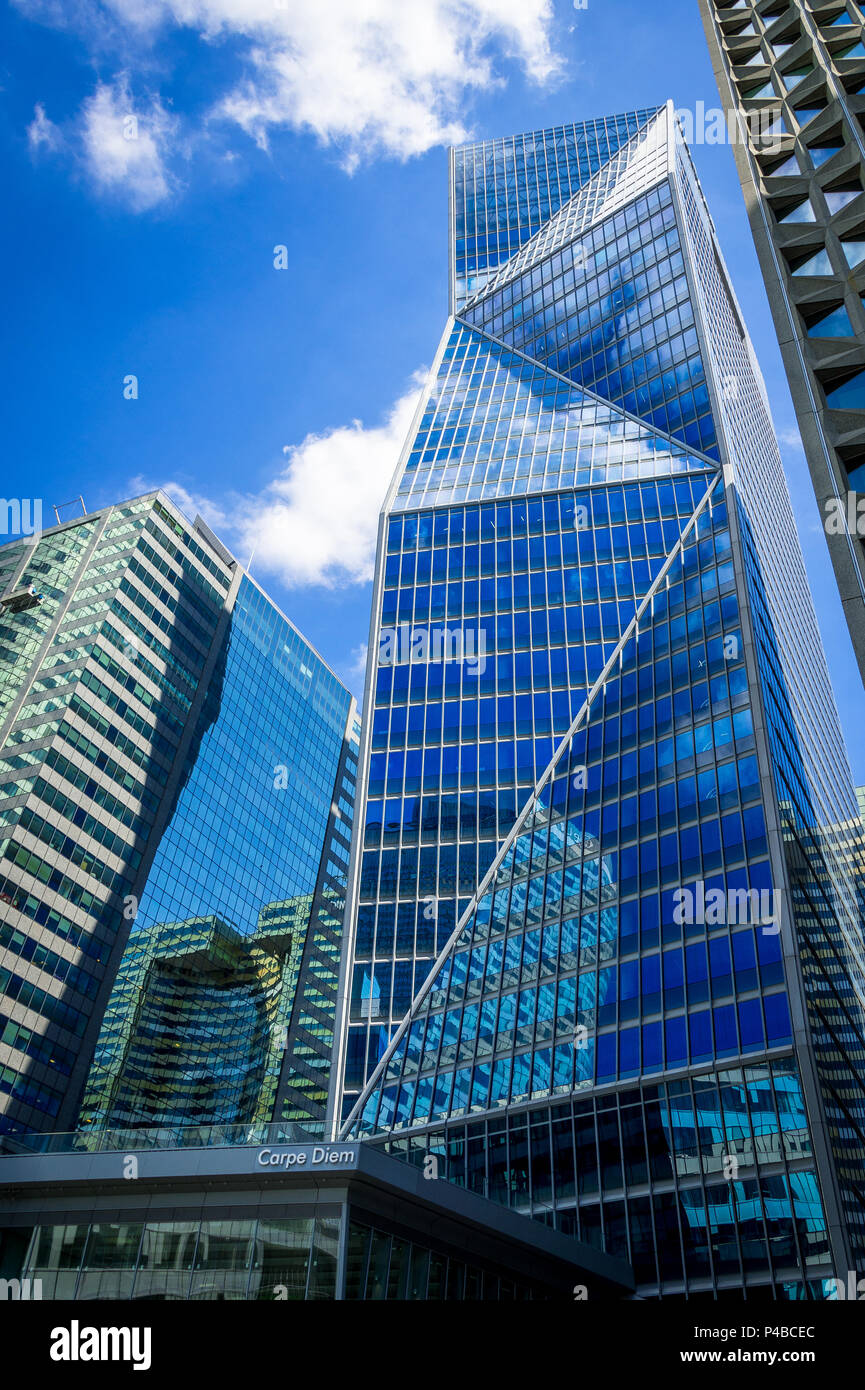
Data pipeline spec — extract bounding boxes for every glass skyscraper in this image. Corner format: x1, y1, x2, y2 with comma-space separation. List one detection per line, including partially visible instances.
80, 912, 307, 1133
699, 0, 865, 684
0, 492, 357, 1138
331, 104, 865, 1299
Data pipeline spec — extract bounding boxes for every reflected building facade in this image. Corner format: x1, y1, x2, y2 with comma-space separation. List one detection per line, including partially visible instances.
332, 104, 865, 1299
80, 909, 302, 1132
0, 493, 357, 1138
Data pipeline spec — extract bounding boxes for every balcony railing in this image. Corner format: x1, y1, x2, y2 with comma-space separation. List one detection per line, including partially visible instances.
0, 1120, 320, 1157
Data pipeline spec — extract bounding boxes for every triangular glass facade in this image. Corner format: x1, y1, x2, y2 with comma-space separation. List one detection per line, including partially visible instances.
461, 123, 718, 459
348, 471, 798, 1135
392, 319, 716, 515
334, 103, 865, 1298
451, 108, 664, 308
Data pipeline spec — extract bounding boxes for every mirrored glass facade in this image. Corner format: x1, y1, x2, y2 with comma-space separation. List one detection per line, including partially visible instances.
0, 495, 357, 1137
452, 109, 663, 308
16, 1210, 572, 1301
333, 104, 865, 1299
19, 1216, 341, 1301
79, 571, 358, 1138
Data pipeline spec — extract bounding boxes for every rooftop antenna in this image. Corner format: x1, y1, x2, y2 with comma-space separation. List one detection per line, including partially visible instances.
52, 497, 87, 526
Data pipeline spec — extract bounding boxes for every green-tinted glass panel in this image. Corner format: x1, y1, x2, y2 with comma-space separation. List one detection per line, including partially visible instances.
365, 1228, 392, 1299
130, 1222, 199, 1300
783, 65, 814, 89
22, 1224, 88, 1300
744, 81, 776, 100
76, 1224, 143, 1301
252, 1218, 313, 1300
189, 1220, 255, 1300
307, 1217, 339, 1300
344, 1222, 370, 1299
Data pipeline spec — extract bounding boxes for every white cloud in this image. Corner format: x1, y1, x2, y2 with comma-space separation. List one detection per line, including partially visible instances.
133, 370, 426, 588
80, 74, 176, 209
16, 0, 561, 183
27, 102, 61, 151
205, 0, 561, 168
345, 642, 370, 697
777, 425, 805, 453
235, 372, 425, 586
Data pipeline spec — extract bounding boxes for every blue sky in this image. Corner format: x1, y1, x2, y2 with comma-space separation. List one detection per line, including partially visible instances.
2, 0, 863, 780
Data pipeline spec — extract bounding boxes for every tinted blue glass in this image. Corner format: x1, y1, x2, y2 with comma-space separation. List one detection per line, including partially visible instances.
337, 103, 865, 1297
452, 109, 663, 305
82, 575, 354, 1133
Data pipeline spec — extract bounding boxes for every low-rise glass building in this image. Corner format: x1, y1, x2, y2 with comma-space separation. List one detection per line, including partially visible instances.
0, 1133, 632, 1301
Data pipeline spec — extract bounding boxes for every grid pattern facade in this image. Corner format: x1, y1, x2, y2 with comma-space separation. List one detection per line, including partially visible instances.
19, 1216, 341, 1301
452, 110, 662, 308
348, 484, 795, 1130
675, 127, 865, 1262
699, 0, 865, 682
393, 317, 713, 514
462, 179, 719, 458
79, 915, 299, 1132
381, 1063, 835, 1300
17, 1212, 554, 1301
0, 496, 230, 1133
333, 104, 865, 1298
345, 392, 719, 1113
0, 497, 355, 1137
462, 107, 673, 306
344, 1219, 540, 1299
79, 572, 356, 1138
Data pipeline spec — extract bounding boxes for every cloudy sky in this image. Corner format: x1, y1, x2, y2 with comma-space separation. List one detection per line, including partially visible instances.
2, 0, 863, 776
